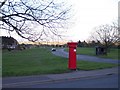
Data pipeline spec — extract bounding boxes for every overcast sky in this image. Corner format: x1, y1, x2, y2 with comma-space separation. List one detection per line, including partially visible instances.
1, 0, 119, 43
65, 0, 118, 42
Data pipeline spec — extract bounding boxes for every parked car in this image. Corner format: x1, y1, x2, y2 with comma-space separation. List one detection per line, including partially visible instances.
7, 45, 16, 51
51, 48, 56, 51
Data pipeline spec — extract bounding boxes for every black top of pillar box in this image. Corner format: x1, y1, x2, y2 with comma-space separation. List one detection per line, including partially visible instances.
67, 42, 78, 48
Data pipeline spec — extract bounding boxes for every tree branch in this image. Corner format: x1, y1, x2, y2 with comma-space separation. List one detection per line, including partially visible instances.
0, 0, 7, 8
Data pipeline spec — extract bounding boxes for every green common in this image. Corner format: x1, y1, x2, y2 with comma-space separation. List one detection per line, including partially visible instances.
3, 47, 117, 77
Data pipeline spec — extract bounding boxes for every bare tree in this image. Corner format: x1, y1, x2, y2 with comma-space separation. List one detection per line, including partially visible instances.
0, 0, 71, 42
90, 22, 119, 49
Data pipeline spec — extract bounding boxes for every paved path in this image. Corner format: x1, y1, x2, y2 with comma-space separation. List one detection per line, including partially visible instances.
22, 74, 118, 88
2, 67, 118, 88
52, 48, 119, 64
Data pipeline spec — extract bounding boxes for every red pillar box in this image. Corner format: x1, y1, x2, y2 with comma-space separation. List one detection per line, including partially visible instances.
67, 42, 78, 70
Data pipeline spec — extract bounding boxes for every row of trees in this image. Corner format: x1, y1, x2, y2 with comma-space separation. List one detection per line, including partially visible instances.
89, 21, 119, 49
77, 40, 119, 48
77, 21, 119, 50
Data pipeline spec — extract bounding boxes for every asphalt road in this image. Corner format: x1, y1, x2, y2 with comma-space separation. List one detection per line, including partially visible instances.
17, 74, 118, 88
52, 48, 119, 64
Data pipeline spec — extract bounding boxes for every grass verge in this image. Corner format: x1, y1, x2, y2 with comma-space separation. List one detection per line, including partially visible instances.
2, 47, 117, 77
77, 61, 117, 70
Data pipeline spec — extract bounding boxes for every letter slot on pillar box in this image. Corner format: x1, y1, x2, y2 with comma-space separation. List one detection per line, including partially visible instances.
67, 42, 78, 70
